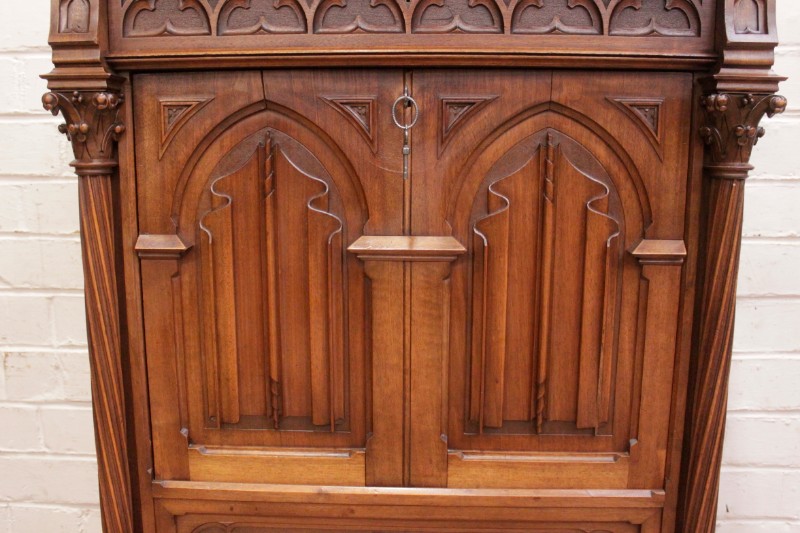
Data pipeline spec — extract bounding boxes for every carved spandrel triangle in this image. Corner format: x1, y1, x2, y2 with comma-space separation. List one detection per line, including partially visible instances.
632, 104, 659, 133
159, 97, 214, 159
608, 97, 664, 160
322, 97, 377, 152
438, 96, 497, 156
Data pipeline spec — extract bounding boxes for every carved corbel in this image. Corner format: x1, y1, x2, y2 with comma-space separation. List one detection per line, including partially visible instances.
679, 90, 786, 533
43, 88, 134, 533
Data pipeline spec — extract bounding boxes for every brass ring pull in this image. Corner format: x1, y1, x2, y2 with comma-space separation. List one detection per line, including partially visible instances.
391, 94, 419, 130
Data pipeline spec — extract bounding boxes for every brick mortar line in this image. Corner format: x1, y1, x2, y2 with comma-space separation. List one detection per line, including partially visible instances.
0, 344, 90, 351
749, 176, 800, 181
0, 401, 92, 409
0, 48, 53, 58
720, 465, 800, 472
716, 519, 800, 523
723, 464, 800, 471
736, 294, 800, 299
0, 451, 96, 461
0, 288, 85, 296
0, 347, 88, 353
0, 502, 100, 509
0, 448, 98, 458
726, 412, 800, 418
0, 176, 75, 183
741, 236, 800, 241
731, 353, 800, 359
0, 234, 81, 241
0, 172, 78, 180
747, 175, 800, 181
0, 116, 69, 124
727, 412, 800, 418
731, 349, 800, 355
735, 294, 800, 301
0, 48, 51, 54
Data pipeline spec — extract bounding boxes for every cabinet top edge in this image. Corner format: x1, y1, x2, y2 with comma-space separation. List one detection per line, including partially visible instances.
104, 51, 719, 73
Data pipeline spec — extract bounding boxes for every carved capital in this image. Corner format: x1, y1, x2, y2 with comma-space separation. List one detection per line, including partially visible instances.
699, 92, 786, 177
42, 90, 125, 175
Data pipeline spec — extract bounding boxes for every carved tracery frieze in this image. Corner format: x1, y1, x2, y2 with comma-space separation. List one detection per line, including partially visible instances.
123, 0, 212, 37
511, 0, 602, 35
314, 0, 405, 33
119, 0, 707, 36
218, 0, 308, 34
412, 0, 504, 34
608, 0, 700, 36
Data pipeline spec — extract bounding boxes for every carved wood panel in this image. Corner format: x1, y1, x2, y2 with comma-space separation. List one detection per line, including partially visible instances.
134, 70, 406, 487
467, 129, 623, 436
411, 71, 694, 493
197, 131, 347, 432
118, 0, 705, 37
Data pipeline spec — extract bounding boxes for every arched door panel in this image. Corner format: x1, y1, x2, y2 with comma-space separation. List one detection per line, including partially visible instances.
410, 70, 691, 491
134, 70, 405, 486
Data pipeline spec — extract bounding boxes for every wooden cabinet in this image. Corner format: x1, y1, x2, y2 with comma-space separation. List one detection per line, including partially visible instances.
42, 1, 786, 532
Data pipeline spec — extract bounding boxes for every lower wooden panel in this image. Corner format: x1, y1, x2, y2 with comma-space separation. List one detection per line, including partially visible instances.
176, 517, 650, 532
186, 447, 365, 486
447, 451, 630, 489
153, 482, 664, 532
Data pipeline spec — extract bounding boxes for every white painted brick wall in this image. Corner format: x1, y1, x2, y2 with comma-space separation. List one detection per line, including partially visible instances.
0, 1, 797, 531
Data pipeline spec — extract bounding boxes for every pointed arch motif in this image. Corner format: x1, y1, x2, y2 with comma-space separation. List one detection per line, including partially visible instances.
467, 129, 623, 434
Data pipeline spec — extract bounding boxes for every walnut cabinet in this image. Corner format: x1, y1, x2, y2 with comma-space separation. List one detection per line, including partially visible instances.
42, 1, 786, 532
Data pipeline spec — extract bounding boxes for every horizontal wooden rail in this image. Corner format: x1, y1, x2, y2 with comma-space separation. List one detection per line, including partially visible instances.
348, 236, 466, 261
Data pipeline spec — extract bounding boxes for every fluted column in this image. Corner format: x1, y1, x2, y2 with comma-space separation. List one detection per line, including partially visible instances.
43, 90, 134, 533
679, 92, 786, 532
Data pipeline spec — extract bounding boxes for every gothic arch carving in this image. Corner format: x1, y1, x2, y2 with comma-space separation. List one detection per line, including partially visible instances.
123, 0, 213, 36
511, 0, 603, 35
217, 0, 308, 34
172, 105, 369, 237
608, 0, 700, 37
448, 104, 651, 232
464, 128, 624, 434
411, 0, 504, 33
